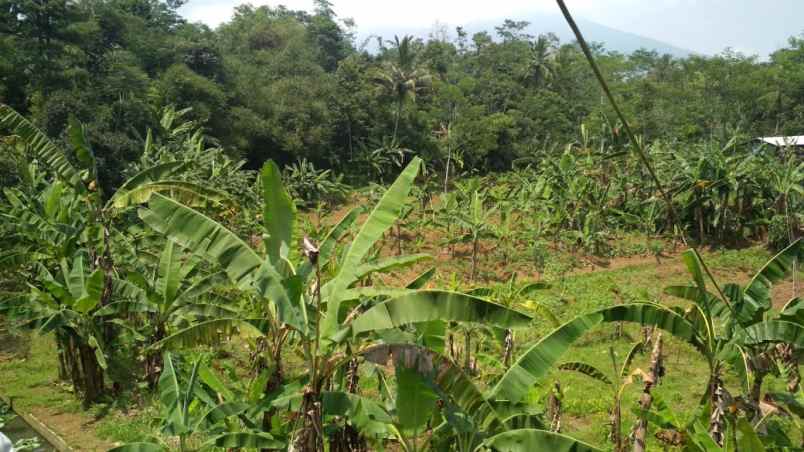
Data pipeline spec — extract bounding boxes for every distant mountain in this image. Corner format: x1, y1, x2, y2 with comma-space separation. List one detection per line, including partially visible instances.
358, 11, 695, 58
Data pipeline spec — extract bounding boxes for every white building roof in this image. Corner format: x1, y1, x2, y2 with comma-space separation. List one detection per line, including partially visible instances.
756, 136, 804, 147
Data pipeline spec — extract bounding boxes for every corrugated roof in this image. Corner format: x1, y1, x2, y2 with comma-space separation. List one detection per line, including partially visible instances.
756, 136, 804, 146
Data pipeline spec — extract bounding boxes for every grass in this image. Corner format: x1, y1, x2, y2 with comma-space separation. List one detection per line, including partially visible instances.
0, 332, 81, 413
0, 333, 155, 450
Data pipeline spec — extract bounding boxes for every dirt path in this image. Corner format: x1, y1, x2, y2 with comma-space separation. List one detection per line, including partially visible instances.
28, 407, 115, 451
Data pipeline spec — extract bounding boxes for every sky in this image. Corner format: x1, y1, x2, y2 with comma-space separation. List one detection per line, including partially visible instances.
179, 0, 804, 57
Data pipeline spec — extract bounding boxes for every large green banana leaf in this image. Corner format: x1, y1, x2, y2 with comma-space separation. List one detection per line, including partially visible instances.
173, 271, 228, 307
482, 429, 602, 451
0, 104, 80, 186
139, 193, 261, 289
396, 362, 440, 431
322, 158, 422, 336
261, 160, 295, 265
558, 362, 612, 385
153, 318, 264, 349
491, 303, 701, 403
351, 290, 532, 335
109, 181, 229, 210
322, 391, 394, 438
734, 320, 804, 348
664, 285, 729, 319
336, 157, 422, 282
157, 241, 184, 309
202, 432, 284, 449
251, 261, 307, 334
780, 297, 804, 325
110, 161, 187, 195
743, 239, 802, 316
354, 253, 432, 280
362, 343, 502, 431
108, 443, 165, 452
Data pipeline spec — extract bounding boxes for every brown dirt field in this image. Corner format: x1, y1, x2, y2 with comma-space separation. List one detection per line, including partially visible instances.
772, 280, 798, 309
29, 407, 115, 451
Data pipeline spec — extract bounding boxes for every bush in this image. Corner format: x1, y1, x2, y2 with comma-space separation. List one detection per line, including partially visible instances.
283, 158, 349, 208
768, 215, 790, 251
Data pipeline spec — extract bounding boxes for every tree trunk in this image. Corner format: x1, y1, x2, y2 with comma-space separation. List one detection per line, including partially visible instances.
67, 336, 83, 394
56, 333, 69, 381
261, 365, 283, 449
503, 329, 514, 368
708, 375, 726, 446
330, 358, 367, 452
391, 100, 403, 145
633, 332, 662, 452
294, 388, 324, 452
463, 330, 471, 373
547, 381, 562, 432
696, 201, 705, 244
78, 342, 104, 407
146, 322, 166, 388
396, 222, 402, 256
261, 340, 285, 451
611, 394, 622, 452
470, 236, 479, 281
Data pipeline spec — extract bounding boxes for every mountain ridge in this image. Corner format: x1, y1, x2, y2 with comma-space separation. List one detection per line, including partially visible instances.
357, 11, 695, 58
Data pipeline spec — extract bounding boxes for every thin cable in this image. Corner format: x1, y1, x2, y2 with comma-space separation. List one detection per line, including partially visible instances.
555, 0, 687, 246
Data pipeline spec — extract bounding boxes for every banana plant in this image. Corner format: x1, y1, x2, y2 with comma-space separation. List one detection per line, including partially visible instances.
109, 352, 282, 452
99, 241, 232, 386
359, 343, 602, 452
0, 105, 228, 404
451, 189, 497, 281
557, 342, 645, 452
490, 240, 803, 446
633, 392, 775, 452
663, 239, 803, 444
6, 252, 111, 405
138, 157, 537, 449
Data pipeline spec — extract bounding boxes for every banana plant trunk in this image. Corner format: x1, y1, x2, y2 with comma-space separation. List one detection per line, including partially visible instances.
330, 358, 367, 452
296, 244, 324, 452
261, 343, 284, 450
611, 395, 622, 452
470, 235, 479, 281
633, 332, 662, 452
696, 202, 705, 244
145, 322, 166, 388
547, 381, 562, 432
56, 333, 69, 381
708, 375, 726, 446
503, 329, 514, 368
78, 341, 104, 407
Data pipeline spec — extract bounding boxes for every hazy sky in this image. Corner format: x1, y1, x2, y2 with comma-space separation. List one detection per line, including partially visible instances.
179, 0, 804, 57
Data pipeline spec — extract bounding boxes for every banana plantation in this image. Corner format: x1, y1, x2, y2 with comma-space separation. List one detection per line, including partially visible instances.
1, 1, 804, 452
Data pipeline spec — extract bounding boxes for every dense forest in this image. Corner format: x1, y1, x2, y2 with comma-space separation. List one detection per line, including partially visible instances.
1, 1, 803, 451
3, 0, 804, 187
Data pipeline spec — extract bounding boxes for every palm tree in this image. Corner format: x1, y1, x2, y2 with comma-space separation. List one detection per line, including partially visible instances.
524, 33, 558, 88
372, 35, 431, 145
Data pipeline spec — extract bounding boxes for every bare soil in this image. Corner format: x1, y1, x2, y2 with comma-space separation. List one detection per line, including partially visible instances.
29, 407, 115, 451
